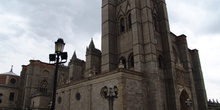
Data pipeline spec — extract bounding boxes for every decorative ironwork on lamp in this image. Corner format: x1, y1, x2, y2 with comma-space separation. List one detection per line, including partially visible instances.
102, 86, 118, 110
49, 38, 68, 110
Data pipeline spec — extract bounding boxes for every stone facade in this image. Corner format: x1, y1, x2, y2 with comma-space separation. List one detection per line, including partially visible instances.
19, 60, 55, 110
100, 0, 208, 110
0, 69, 20, 110
15, 0, 209, 110
56, 69, 143, 110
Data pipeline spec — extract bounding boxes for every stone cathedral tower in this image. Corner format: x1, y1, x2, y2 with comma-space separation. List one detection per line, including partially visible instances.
18, 0, 208, 110
101, 0, 208, 110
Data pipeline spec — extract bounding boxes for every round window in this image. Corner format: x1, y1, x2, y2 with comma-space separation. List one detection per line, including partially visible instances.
10, 78, 16, 84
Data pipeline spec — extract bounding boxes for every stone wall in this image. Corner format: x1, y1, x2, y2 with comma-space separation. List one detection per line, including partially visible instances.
0, 86, 19, 109
19, 60, 55, 110
56, 69, 143, 110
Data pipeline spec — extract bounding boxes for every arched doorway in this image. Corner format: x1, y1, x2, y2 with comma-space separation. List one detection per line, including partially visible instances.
180, 90, 189, 110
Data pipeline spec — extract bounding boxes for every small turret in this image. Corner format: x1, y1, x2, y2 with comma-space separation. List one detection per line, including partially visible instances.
86, 38, 100, 55
85, 39, 101, 78
71, 51, 77, 60
88, 38, 95, 50
10, 65, 13, 72
68, 51, 85, 82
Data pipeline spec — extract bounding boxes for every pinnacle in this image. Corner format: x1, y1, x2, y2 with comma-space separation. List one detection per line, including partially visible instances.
89, 38, 95, 50
72, 51, 77, 59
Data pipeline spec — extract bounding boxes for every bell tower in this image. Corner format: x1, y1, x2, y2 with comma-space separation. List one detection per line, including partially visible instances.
101, 0, 118, 73
101, 0, 172, 72
101, 0, 181, 110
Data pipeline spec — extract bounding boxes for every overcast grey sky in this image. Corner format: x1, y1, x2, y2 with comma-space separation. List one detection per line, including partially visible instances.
0, 0, 219, 101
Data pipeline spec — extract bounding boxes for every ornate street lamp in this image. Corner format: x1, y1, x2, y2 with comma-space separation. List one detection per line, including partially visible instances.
48, 101, 52, 110
49, 38, 68, 110
103, 86, 118, 110
185, 98, 192, 110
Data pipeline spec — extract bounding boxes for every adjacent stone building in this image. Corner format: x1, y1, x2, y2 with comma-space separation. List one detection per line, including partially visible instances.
9, 0, 210, 110
18, 60, 56, 110
0, 67, 20, 110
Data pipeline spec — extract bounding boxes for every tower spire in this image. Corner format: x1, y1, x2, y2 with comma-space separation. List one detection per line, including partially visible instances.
89, 38, 95, 49
10, 65, 13, 72
72, 51, 77, 60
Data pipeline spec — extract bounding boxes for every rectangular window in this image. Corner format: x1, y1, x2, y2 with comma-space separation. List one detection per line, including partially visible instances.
9, 92, 14, 101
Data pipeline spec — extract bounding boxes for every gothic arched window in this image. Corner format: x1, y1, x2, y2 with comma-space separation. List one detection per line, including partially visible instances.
120, 18, 125, 33
128, 13, 132, 29
40, 80, 48, 93
180, 90, 190, 110
153, 15, 159, 32
128, 54, 134, 68
158, 55, 164, 69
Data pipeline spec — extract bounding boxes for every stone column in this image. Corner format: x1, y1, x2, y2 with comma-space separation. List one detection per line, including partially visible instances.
101, 0, 118, 73
191, 49, 208, 110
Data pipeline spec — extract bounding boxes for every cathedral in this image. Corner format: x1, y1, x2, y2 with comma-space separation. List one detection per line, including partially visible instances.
0, 0, 209, 110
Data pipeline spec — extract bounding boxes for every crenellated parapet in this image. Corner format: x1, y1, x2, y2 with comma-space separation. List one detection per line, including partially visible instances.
208, 99, 220, 110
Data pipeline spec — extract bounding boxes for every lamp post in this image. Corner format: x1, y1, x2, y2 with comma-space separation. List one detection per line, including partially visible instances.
103, 86, 118, 110
49, 38, 68, 110
48, 101, 52, 110
185, 98, 192, 110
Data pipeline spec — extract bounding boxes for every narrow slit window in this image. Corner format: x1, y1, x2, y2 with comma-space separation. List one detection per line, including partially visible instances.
128, 13, 132, 29
120, 18, 125, 32
129, 54, 134, 68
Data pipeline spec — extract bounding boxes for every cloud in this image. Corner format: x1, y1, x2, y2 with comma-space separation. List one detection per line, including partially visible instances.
167, 0, 220, 100
0, 0, 219, 101
0, 0, 102, 74
167, 0, 220, 36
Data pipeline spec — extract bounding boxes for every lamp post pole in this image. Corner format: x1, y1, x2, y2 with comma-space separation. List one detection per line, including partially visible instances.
49, 38, 67, 110
103, 86, 118, 110
108, 96, 114, 110
51, 54, 59, 110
